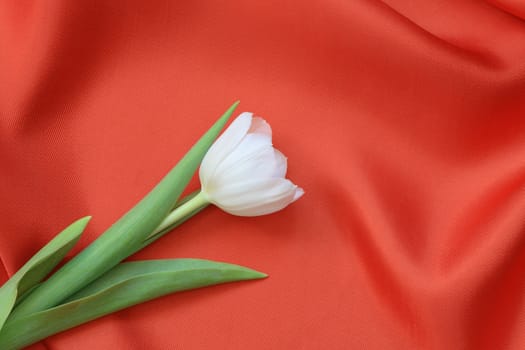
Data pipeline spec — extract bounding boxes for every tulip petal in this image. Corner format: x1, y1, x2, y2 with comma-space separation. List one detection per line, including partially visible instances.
292, 187, 305, 202
200, 112, 253, 187
209, 178, 299, 216
240, 186, 302, 216
212, 134, 274, 181
248, 117, 272, 137
224, 133, 273, 164
272, 149, 288, 178
213, 145, 279, 185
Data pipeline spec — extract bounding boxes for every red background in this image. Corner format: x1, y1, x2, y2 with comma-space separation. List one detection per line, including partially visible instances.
2, 0, 525, 349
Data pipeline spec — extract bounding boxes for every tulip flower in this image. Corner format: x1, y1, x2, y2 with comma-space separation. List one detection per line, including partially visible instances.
153, 112, 303, 234
199, 112, 304, 216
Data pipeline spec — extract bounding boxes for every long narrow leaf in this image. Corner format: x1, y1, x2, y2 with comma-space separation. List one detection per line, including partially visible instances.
0, 286, 16, 333
12, 102, 239, 318
0, 259, 266, 349
0, 217, 90, 330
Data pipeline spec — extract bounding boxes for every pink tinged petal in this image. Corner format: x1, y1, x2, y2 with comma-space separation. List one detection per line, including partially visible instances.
199, 112, 253, 187
208, 178, 299, 216
248, 117, 272, 137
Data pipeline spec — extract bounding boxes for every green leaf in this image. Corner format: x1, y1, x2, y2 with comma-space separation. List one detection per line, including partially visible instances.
0, 286, 16, 334
0, 217, 89, 331
12, 102, 239, 319
0, 259, 266, 350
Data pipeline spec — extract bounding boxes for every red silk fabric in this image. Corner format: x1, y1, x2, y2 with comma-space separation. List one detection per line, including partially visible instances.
1, 1, 525, 349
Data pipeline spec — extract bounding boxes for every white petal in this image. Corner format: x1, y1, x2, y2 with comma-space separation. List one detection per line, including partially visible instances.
248, 186, 303, 217
292, 187, 304, 202
212, 133, 274, 180
248, 117, 272, 137
199, 112, 252, 187
272, 149, 287, 178
214, 146, 280, 184
207, 178, 299, 216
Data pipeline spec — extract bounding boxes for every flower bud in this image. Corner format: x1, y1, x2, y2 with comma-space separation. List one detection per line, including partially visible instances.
199, 112, 303, 216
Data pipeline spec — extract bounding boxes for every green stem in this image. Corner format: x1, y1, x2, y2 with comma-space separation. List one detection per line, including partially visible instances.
154, 191, 209, 234
134, 191, 210, 253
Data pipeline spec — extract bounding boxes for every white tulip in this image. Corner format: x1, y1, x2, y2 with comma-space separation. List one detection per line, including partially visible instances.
153, 112, 303, 234
199, 112, 304, 216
